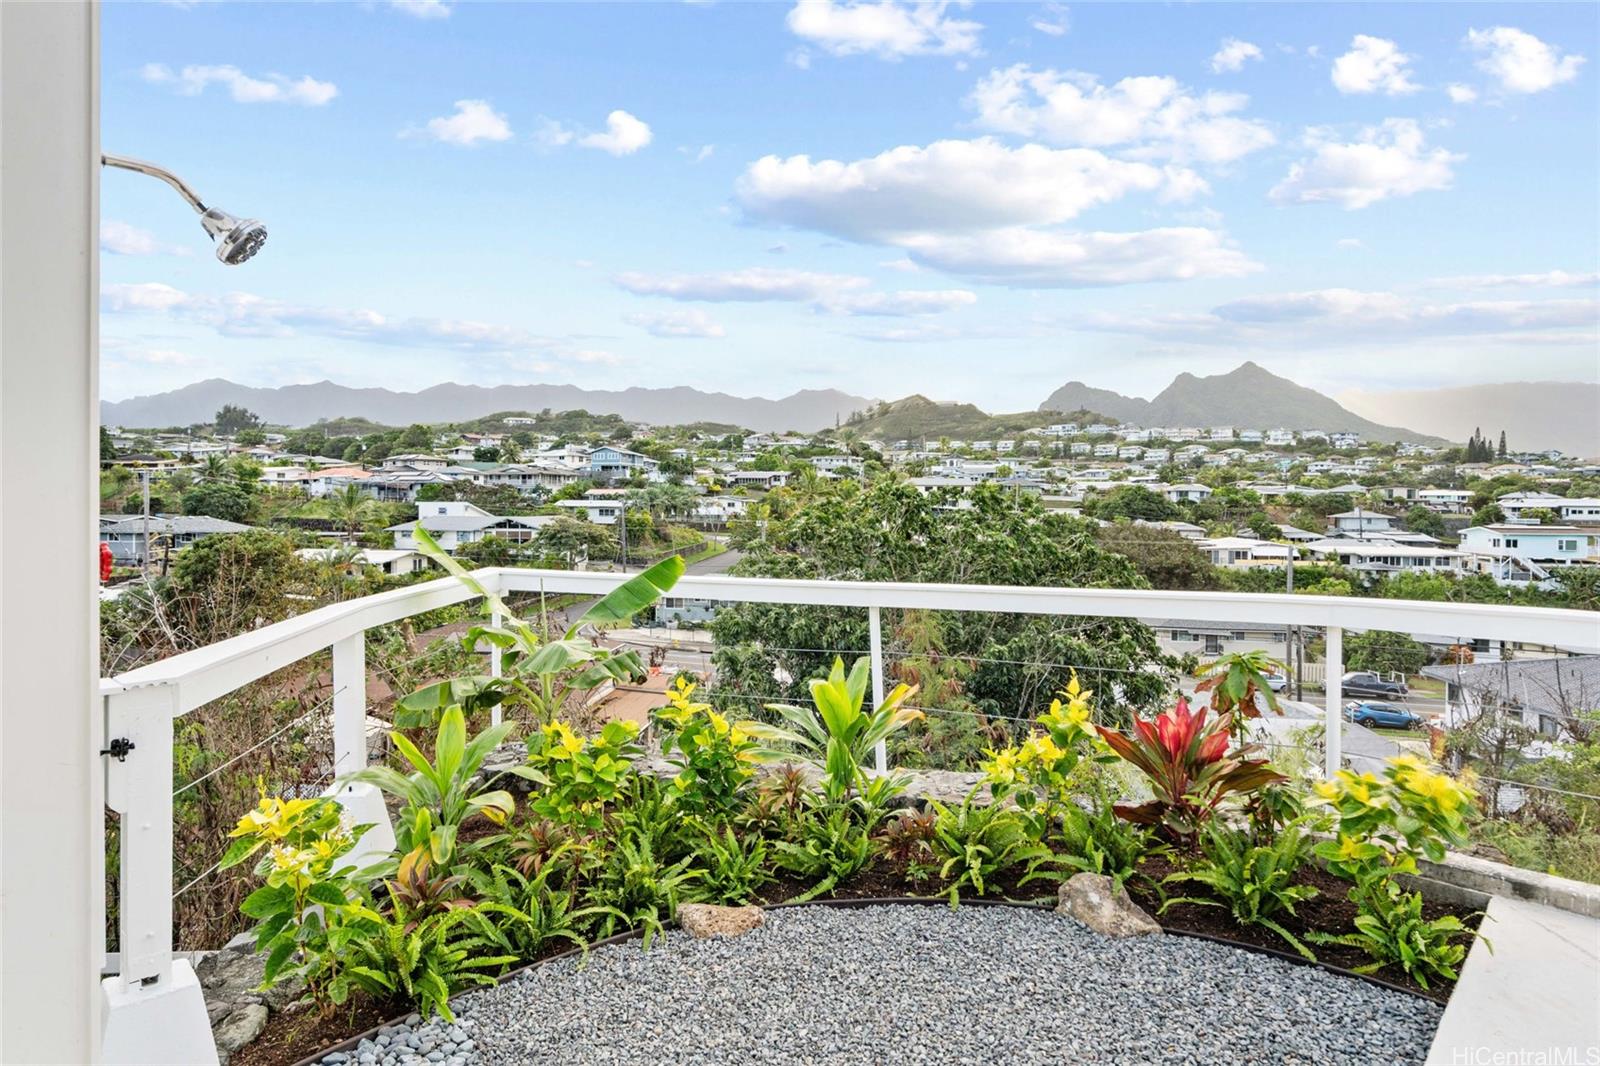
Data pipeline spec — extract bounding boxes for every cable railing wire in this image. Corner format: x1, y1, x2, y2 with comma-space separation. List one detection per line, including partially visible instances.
171, 685, 344, 799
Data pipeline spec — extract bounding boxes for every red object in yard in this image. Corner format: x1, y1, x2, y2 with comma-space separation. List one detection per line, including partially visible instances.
99, 542, 113, 583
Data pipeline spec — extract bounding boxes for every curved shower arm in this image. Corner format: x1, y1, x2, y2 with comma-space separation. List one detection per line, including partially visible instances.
101, 153, 209, 215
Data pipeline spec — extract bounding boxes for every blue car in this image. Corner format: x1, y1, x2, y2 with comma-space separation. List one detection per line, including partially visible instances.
1344, 701, 1425, 730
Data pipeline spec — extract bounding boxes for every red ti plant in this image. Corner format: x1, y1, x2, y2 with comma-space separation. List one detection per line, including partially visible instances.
1095, 698, 1285, 844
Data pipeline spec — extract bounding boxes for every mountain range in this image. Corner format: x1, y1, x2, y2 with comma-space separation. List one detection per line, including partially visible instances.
101, 380, 874, 433
1040, 362, 1441, 444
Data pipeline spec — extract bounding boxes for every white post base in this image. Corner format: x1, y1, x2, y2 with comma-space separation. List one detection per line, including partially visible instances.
329, 781, 395, 870
101, 960, 218, 1066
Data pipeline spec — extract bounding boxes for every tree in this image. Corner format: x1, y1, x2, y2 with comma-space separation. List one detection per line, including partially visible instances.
535, 515, 617, 562
198, 454, 231, 482
414, 481, 542, 514
1095, 523, 1220, 590
1553, 567, 1600, 611
1471, 503, 1505, 526
1244, 512, 1279, 540
214, 405, 261, 436
100, 426, 117, 461
473, 446, 502, 462
235, 428, 266, 447
628, 483, 695, 524
709, 479, 1178, 742
1403, 505, 1446, 539
1520, 507, 1560, 525
1093, 484, 1180, 522
180, 481, 253, 524
397, 424, 433, 451
322, 482, 379, 538
457, 534, 514, 567
283, 428, 328, 457
1497, 430, 1508, 460
1344, 630, 1429, 676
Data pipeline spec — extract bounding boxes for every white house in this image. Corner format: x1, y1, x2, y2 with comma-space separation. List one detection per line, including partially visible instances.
387, 501, 554, 551
554, 498, 624, 525
1502, 495, 1600, 525
727, 469, 790, 491
1156, 618, 1289, 660
297, 547, 430, 577
1194, 536, 1293, 568
810, 455, 863, 476
1417, 488, 1473, 513
1460, 525, 1599, 568
469, 462, 584, 493
692, 496, 750, 522
1163, 483, 1213, 504
1328, 510, 1398, 535
1304, 539, 1470, 574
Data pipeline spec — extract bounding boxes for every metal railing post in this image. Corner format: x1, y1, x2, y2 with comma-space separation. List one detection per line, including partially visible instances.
1324, 625, 1343, 777
868, 605, 887, 774
104, 683, 178, 989
489, 607, 504, 727
331, 633, 366, 776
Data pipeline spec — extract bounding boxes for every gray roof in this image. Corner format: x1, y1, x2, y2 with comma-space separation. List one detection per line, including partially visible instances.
100, 515, 254, 535
1156, 618, 1289, 636
1421, 656, 1600, 719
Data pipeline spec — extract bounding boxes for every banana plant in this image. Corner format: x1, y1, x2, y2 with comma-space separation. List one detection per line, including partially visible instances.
739, 656, 923, 803
399, 525, 684, 725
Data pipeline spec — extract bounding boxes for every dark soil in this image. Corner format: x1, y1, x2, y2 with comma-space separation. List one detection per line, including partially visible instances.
231, 993, 396, 1066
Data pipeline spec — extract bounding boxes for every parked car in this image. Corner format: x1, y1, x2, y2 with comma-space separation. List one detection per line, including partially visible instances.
1263, 671, 1289, 693
1343, 701, 1425, 730
1340, 671, 1408, 699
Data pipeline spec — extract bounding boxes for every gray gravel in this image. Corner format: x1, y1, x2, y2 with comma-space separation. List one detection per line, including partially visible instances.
315, 1012, 477, 1066
405, 905, 1445, 1066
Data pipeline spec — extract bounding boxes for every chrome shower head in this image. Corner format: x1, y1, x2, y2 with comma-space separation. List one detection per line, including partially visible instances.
200, 208, 268, 266
102, 153, 268, 266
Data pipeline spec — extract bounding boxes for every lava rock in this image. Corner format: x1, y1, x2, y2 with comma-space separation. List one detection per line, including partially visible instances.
677, 903, 766, 939
1056, 873, 1162, 938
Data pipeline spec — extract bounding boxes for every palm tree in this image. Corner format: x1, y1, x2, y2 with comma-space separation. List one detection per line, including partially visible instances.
323, 482, 378, 541
499, 436, 523, 463
198, 453, 230, 482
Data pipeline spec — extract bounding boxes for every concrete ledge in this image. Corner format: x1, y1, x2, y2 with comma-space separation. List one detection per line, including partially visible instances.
1414, 850, 1600, 920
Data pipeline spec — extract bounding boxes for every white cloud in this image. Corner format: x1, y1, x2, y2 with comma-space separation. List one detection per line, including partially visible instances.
578, 110, 653, 155
738, 137, 1179, 240
1466, 27, 1585, 94
623, 309, 727, 338
1335, 237, 1365, 250
785, 0, 981, 60
1073, 287, 1597, 345
100, 221, 188, 257
1029, 3, 1069, 37
679, 144, 716, 163
100, 283, 612, 365
1446, 83, 1478, 104
1424, 270, 1599, 290
141, 63, 338, 106
1211, 38, 1262, 74
1330, 35, 1419, 95
967, 65, 1274, 164
613, 267, 976, 315
1270, 119, 1461, 210
388, 0, 451, 17
736, 137, 1254, 287
411, 99, 513, 146
892, 227, 1259, 287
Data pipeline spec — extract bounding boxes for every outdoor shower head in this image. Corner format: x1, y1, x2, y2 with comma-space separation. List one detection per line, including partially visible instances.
101, 153, 267, 265
200, 208, 268, 266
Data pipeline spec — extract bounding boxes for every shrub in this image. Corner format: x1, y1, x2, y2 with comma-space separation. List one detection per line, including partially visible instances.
1096, 698, 1284, 844
1162, 822, 1318, 960
335, 904, 517, 1022
772, 804, 875, 902
980, 671, 1109, 827
519, 719, 642, 831
691, 825, 772, 905
740, 656, 923, 804
584, 828, 703, 946
654, 677, 757, 819
928, 793, 1054, 906
468, 862, 609, 960
1055, 799, 1151, 890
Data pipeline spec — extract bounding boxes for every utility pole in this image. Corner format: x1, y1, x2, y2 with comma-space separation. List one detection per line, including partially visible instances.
618, 501, 629, 572
1285, 546, 1302, 701
140, 467, 152, 578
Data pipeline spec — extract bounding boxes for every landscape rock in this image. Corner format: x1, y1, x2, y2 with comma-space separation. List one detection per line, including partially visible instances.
1055, 873, 1161, 938
214, 1003, 269, 1061
677, 903, 765, 939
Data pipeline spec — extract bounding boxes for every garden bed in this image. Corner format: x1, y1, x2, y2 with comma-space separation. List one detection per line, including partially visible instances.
295, 903, 1447, 1066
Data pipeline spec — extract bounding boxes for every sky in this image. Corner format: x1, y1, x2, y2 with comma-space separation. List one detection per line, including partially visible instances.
100, 1, 1599, 410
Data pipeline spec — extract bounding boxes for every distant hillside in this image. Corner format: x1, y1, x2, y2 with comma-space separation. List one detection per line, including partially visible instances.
1040, 362, 1439, 444
102, 380, 873, 433
845, 395, 1057, 441
1338, 382, 1600, 458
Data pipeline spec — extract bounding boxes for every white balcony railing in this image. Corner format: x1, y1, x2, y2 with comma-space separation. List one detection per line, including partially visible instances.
97, 568, 1600, 1063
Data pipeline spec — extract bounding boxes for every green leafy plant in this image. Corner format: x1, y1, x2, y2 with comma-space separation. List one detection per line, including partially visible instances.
1310, 884, 1471, 988
1194, 650, 1284, 740
335, 903, 517, 1022
1055, 799, 1152, 890
516, 718, 642, 831
1161, 822, 1319, 960
1310, 755, 1482, 987
739, 763, 813, 841
982, 672, 1115, 829
468, 862, 612, 960
653, 677, 757, 819
1095, 698, 1285, 844
879, 807, 937, 871
221, 790, 371, 1006
348, 704, 515, 866
584, 827, 703, 946
772, 804, 875, 902
408, 527, 683, 724
928, 793, 1054, 906
691, 824, 772, 905
740, 656, 923, 804
497, 816, 584, 880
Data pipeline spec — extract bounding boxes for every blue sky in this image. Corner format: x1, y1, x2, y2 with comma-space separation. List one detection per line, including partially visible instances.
100, 1, 1598, 411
